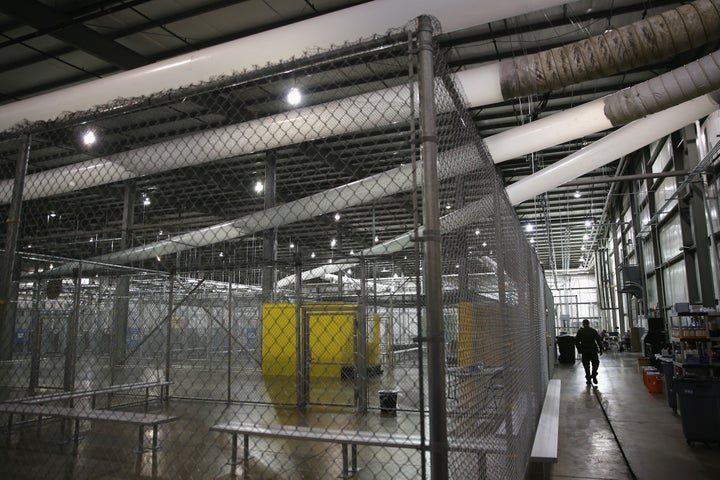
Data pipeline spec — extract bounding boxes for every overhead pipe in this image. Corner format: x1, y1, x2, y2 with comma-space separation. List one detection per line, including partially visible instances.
3, 46, 720, 205
44, 69, 720, 275
2, 2, 720, 203
0, 0, 572, 134
505, 92, 720, 204
15, 4, 720, 276
277, 91, 720, 285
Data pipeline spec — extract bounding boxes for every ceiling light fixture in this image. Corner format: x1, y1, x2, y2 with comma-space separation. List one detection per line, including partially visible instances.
286, 87, 302, 106
574, 191, 581, 198
254, 180, 264, 194
82, 130, 96, 146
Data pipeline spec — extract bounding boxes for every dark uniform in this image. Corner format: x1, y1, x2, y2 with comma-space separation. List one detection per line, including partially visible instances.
575, 322, 603, 385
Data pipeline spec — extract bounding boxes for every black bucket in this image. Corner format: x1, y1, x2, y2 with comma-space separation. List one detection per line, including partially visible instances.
379, 390, 398, 415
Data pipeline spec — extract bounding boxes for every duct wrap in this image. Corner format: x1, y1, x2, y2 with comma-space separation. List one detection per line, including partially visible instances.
604, 50, 720, 125
498, 0, 720, 99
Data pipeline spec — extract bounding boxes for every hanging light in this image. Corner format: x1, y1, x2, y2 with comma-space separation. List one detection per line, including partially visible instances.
286, 87, 302, 106
82, 130, 97, 146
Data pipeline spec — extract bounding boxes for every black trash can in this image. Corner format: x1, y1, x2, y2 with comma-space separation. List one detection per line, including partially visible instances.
660, 360, 677, 412
675, 377, 720, 445
557, 335, 576, 364
378, 390, 399, 416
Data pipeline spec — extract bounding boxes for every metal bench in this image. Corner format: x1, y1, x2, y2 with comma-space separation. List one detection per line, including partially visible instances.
3, 380, 172, 409
528, 379, 562, 479
211, 422, 505, 478
0, 402, 178, 453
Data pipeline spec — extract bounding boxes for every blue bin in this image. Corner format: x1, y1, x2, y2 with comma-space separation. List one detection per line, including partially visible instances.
660, 360, 677, 412
676, 377, 720, 445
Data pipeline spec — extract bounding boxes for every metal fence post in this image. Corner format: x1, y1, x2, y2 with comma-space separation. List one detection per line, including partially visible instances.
295, 260, 308, 410
356, 258, 368, 413
0, 134, 31, 361
64, 264, 82, 393
416, 15, 449, 480
29, 269, 43, 395
165, 269, 174, 400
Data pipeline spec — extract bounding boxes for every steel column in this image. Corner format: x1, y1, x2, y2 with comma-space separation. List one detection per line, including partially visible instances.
0, 135, 30, 361
416, 16, 448, 480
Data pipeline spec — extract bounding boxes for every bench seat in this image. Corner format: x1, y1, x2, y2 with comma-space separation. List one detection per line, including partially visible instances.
529, 379, 561, 479
3, 381, 172, 409
0, 402, 178, 453
211, 422, 506, 478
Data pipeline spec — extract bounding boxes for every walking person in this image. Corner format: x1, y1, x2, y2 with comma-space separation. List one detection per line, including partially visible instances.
575, 319, 603, 386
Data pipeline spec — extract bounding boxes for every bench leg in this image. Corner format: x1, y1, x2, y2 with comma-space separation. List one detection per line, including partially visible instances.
351, 444, 357, 474
243, 433, 249, 465
152, 424, 158, 450
6, 414, 12, 446
137, 425, 145, 454
341, 443, 348, 478
230, 433, 237, 475
74, 418, 80, 445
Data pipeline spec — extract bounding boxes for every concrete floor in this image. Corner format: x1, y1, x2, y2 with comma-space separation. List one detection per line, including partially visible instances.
2, 351, 720, 479
550, 352, 720, 480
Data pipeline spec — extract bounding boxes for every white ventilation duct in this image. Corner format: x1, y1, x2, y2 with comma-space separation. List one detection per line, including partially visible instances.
10, 1, 720, 276
39, 49, 720, 276
2, 1, 719, 204
0, 0, 572, 133
275, 89, 720, 286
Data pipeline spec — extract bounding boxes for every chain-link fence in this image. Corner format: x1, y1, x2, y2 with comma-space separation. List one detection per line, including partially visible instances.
0, 17, 553, 480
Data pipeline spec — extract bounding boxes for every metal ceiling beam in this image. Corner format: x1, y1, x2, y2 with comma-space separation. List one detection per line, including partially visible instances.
0, 0, 149, 70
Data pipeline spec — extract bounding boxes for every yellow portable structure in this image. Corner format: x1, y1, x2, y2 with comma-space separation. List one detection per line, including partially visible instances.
261, 303, 380, 377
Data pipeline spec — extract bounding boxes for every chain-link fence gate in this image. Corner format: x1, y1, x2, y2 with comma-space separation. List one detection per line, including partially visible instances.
0, 16, 553, 480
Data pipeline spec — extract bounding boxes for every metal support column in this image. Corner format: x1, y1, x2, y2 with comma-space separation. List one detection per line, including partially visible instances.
111, 182, 135, 379
0, 135, 31, 361
63, 265, 82, 393
262, 155, 277, 303
295, 260, 308, 410
164, 269, 174, 400
29, 269, 43, 395
416, 16, 448, 480
356, 259, 368, 413
227, 273, 233, 403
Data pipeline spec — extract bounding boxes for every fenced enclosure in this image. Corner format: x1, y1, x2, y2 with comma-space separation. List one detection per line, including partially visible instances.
0, 17, 554, 480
